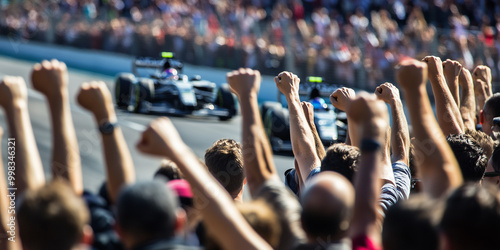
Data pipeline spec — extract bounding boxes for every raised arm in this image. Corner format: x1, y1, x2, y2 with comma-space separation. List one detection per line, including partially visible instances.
423, 56, 464, 136
458, 68, 476, 131
0, 127, 22, 250
275, 72, 321, 182
0, 76, 45, 194
396, 59, 462, 198
31, 60, 83, 195
136, 117, 271, 250
330, 88, 358, 146
302, 102, 326, 160
347, 94, 388, 246
375, 82, 410, 165
76, 81, 135, 203
226, 69, 278, 195
442, 59, 462, 108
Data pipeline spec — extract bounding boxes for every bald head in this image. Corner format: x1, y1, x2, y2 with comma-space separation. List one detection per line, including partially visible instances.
300, 172, 355, 242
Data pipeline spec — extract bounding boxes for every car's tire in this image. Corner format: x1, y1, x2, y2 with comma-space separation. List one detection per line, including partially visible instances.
115, 73, 135, 108
263, 104, 290, 151
260, 101, 282, 122
215, 83, 237, 121
130, 78, 155, 113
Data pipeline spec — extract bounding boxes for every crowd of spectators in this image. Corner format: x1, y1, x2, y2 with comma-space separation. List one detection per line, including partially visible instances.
1, 0, 500, 89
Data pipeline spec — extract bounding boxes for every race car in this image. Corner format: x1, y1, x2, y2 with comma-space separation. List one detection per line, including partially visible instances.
114, 52, 237, 121
262, 76, 348, 152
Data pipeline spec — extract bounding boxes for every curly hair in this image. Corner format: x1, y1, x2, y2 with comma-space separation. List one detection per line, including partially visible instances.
446, 134, 488, 182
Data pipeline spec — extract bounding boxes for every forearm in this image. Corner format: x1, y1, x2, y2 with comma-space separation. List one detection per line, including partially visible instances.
286, 94, 321, 181
380, 127, 395, 185
4, 103, 45, 194
309, 123, 326, 160
445, 75, 460, 108
389, 100, 410, 165
460, 83, 476, 131
48, 94, 83, 195
404, 86, 462, 197
429, 75, 464, 135
240, 94, 277, 195
350, 150, 382, 243
347, 118, 359, 147
96, 111, 135, 202
168, 144, 272, 250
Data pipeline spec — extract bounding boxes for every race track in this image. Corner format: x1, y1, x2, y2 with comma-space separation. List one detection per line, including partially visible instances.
0, 55, 294, 194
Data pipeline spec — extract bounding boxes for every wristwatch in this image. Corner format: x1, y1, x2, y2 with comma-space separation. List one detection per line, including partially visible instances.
99, 121, 118, 135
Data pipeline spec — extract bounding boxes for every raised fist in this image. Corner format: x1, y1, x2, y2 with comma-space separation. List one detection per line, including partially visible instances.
0, 76, 28, 109
226, 68, 261, 98
422, 56, 443, 80
31, 59, 68, 98
330, 87, 355, 112
472, 65, 492, 96
375, 82, 401, 104
442, 59, 462, 81
136, 117, 184, 158
77, 81, 115, 120
275, 71, 300, 97
395, 59, 428, 91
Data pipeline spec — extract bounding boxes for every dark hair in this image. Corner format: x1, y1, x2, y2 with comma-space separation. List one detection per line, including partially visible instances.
204, 139, 244, 196
383, 194, 442, 250
440, 183, 500, 250
18, 180, 89, 250
320, 143, 360, 182
446, 134, 488, 182
483, 93, 500, 118
116, 181, 179, 241
465, 129, 495, 158
154, 159, 182, 181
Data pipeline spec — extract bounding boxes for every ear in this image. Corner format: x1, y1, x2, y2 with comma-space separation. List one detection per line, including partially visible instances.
243, 178, 247, 185
480, 110, 485, 125
81, 224, 94, 246
175, 208, 187, 234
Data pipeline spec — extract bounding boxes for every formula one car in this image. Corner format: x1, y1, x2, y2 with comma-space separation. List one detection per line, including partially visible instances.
262, 76, 347, 152
114, 52, 237, 121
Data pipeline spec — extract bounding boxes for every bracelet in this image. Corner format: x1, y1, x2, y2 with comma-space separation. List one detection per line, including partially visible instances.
360, 138, 382, 152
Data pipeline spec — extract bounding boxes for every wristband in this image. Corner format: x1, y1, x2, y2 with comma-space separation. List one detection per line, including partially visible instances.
360, 138, 382, 152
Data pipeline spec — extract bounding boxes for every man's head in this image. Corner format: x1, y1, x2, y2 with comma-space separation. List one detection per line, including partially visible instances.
446, 134, 488, 182
320, 143, 360, 183
115, 181, 185, 248
481, 93, 500, 136
205, 139, 245, 199
300, 172, 355, 243
465, 129, 495, 158
154, 159, 183, 181
383, 194, 443, 250
18, 180, 92, 250
440, 183, 500, 250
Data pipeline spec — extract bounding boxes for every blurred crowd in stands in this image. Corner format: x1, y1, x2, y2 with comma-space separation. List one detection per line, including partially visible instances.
1, 0, 499, 89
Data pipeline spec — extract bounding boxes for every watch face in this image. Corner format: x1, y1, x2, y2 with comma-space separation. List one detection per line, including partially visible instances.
100, 122, 116, 134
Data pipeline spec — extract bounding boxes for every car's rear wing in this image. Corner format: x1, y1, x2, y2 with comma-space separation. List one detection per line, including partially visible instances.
132, 52, 183, 75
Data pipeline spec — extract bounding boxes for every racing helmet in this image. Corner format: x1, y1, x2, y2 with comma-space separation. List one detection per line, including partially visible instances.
163, 68, 178, 80
310, 97, 327, 110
